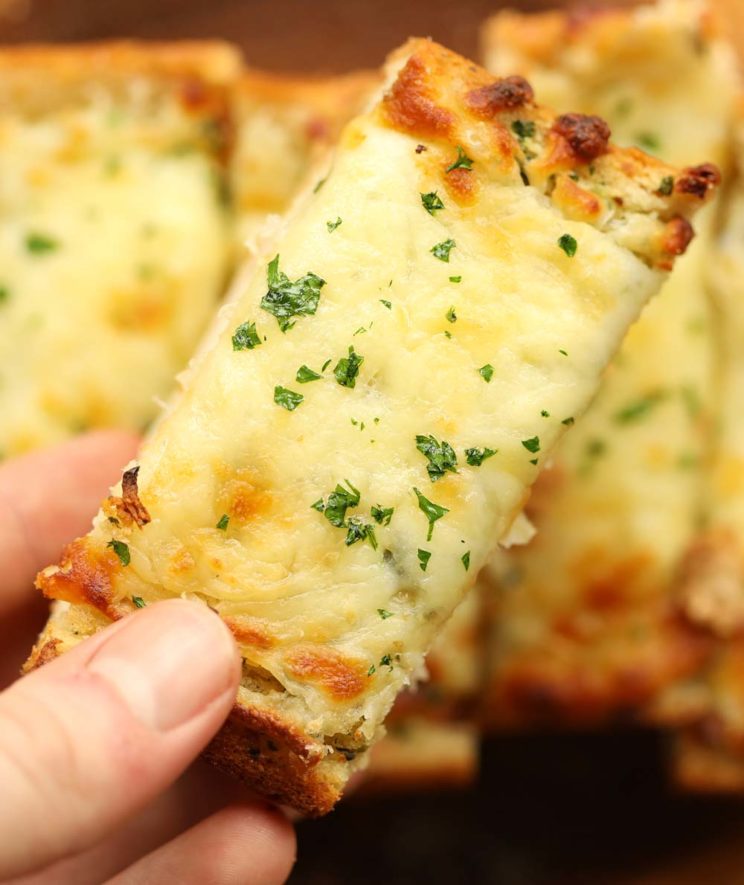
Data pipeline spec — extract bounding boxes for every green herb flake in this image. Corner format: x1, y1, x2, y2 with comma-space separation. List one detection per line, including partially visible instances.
461, 551, 471, 571
132, 596, 146, 608
371, 505, 394, 526
636, 132, 661, 152
541, 410, 550, 417
421, 191, 445, 215
417, 548, 432, 571
0, 286, 9, 304
216, 514, 230, 531
380, 299, 392, 309
333, 346, 364, 389
273, 386, 304, 411
345, 517, 377, 550
431, 238, 456, 262
367, 664, 376, 676
416, 434, 458, 482
316, 480, 360, 527
658, 176, 674, 196
107, 539, 131, 567
465, 447, 497, 467
414, 487, 449, 541
511, 120, 536, 140
559, 349, 568, 356
260, 254, 326, 332
614, 391, 666, 424
232, 320, 262, 351
558, 234, 578, 257
296, 364, 322, 383
26, 232, 59, 255
326, 217, 343, 233
313, 176, 327, 193
380, 654, 394, 670
444, 330, 452, 339
521, 436, 540, 454
562, 417, 575, 426
446, 145, 474, 173
321, 359, 332, 372
449, 275, 462, 283
479, 364, 494, 383
378, 608, 393, 619
446, 306, 457, 323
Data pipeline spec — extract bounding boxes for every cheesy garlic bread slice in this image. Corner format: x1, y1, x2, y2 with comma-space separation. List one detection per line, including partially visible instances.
480, 0, 735, 728
0, 42, 240, 458
27, 39, 711, 815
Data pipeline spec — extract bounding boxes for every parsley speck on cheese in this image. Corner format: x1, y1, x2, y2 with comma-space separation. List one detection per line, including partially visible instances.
378, 609, 393, 619
465, 447, 497, 466
321, 359, 332, 372
541, 410, 550, 417
345, 517, 377, 550
558, 234, 578, 257
658, 176, 674, 196
479, 364, 494, 383
333, 346, 364, 388
636, 131, 661, 152
417, 549, 431, 571
274, 386, 304, 411
380, 299, 392, 309
107, 539, 130, 567
0, 286, 8, 305
132, 596, 146, 608
216, 514, 230, 531
522, 436, 540, 454
562, 417, 575, 426
511, 119, 536, 140
314, 480, 360, 527
414, 487, 449, 541
296, 364, 322, 383
367, 664, 376, 677
371, 505, 394, 526
416, 434, 458, 481
380, 654, 394, 670
449, 275, 462, 283
461, 551, 471, 571
260, 254, 326, 333
446, 145, 474, 173
446, 306, 457, 323
559, 349, 568, 356
326, 217, 343, 232
421, 191, 445, 214
232, 320, 262, 351
26, 232, 59, 255
614, 391, 666, 424
431, 238, 456, 262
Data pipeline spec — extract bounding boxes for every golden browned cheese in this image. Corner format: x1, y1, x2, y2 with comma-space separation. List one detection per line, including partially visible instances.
0, 42, 241, 457
479, 0, 738, 729
27, 38, 710, 815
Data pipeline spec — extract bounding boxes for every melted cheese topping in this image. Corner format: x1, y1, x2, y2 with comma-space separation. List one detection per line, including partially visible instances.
481, 0, 737, 725
38, 39, 697, 758
0, 53, 234, 457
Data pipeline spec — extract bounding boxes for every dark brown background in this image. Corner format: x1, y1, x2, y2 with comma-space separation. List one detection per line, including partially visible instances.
2, 0, 742, 882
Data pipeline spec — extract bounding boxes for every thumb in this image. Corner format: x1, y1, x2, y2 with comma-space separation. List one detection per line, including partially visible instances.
0, 599, 240, 880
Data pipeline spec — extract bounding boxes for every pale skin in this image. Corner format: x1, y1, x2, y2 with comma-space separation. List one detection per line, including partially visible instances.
0, 431, 296, 884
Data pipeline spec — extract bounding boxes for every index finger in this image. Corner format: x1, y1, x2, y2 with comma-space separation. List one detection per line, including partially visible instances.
0, 431, 139, 618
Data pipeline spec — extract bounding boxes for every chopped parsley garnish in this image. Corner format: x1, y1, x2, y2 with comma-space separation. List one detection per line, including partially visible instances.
380, 654, 394, 670
479, 364, 494, 383
274, 386, 304, 411
132, 596, 146, 608
559, 349, 568, 356
421, 191, 445, 214
313, 176, 327, 193
371, 505, 394, 526
636, 132, 661, 152
614, 391, 665, 424
461, 551, 471, 571
296, 364, 322, 383
367, 664, 376, 676
321, 359, 332, 371
511, 120, 536, 140
107, 539, 130, 567
414, 487, 449, 541
541, 410, 550, 417
446, 145, 474, 172
521, 436, 541, 454
446, 306, 457, 323
465, 447, 497, 466
326, 217, 343, 232
26, 232, 59, 255
380, 299, 392, 309
444, 331, 452, 339
416, 434, 458, 482
431, 238, 456, 262
562, 416, 575, 426
658, 176, 674, 196
449, 275, 462, 283
345, 517, 377, 550
260, 254, 326, 332
333, 346, 364, 388
558, 234, 578, 257
313, 480, 360, 526
417, 549, 432, 571
216, 514, 230, 531
378, 609, 393, 619
231, 320, 262, 350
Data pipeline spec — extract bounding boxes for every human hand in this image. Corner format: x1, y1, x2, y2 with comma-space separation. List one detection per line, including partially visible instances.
0, 432, 296, 884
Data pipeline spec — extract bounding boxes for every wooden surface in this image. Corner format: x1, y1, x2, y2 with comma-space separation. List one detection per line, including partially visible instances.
2, 0, 743, 882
